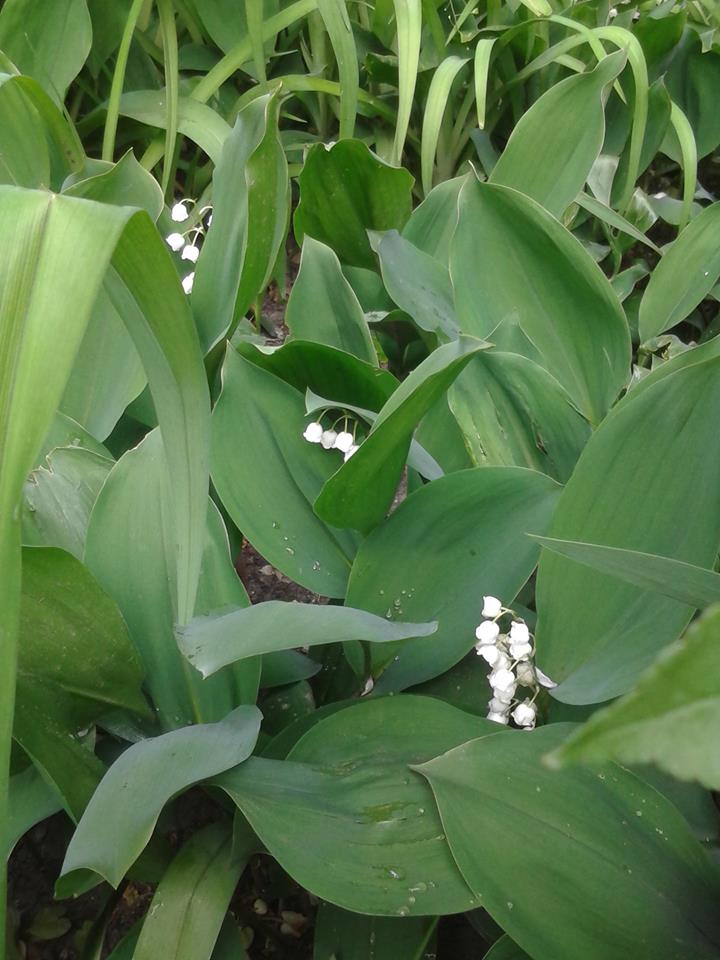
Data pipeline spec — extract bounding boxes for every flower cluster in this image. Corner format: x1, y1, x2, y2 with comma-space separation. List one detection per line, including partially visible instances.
302, 417, 360, 462
475, 595, 555, 729
165, 199, 213, 295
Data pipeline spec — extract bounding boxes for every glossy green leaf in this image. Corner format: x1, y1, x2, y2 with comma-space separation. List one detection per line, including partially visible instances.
85, 429, 259, 728
314, 902, 435, 960
22, 447, 113, 558
548, 607, 720, 790
133, 823, 252, 960
417, 725, 720, 960
7, 763, 62, 859
193, 90, 287, 352
212, 348, 360, 597
374, 230, 459, 339
15, 547, 145, 820
638, 201, 720, 341
490, 52, 625, 218
421, 56, 468, 196
62, 150, 163, 219
402, 176, 465, 265
346, 467, 561, 691
119, 91, 231, 165
450, 352, 590, 483
534, 537, 720, 609
180, 602, 438, 676
59, 705, 261, 892
0, 0, 91, 100
391, 0, 421, 165
665, 34, 720, 159
535, 357, 720, 704
294, 140, 413, 269
316, 0, 357, 139
285, 236, 376, 363
315, 337, 487, 533
483, 937, 531, 960
217, 696, 495, 916
451, 180, 630, 425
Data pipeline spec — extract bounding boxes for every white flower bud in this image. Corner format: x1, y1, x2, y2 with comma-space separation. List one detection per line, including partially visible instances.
481, 595, 502, 618
321, 429, 337, 449
333, 430, 354, 453
171, 201, 189, 222
489, 666, 516, 697
511, 700, 537, 729
181, 244, 200, 262
487, 710, 509, 725
166, 232, 185, 251
475, 620, 500, 644
344, 444, 359, 461
303, 422, 323, 443
181, 272, 194, 294
516, 661, 536, 687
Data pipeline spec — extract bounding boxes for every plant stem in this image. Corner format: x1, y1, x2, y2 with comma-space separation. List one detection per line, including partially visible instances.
0, 511, 21, 960
102, 0, 147, 162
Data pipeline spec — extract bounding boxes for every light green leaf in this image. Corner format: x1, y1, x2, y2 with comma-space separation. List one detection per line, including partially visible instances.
0, 0, 91, 100
391, 0, 421, 165
294, 140, 414, 269
314, 337, 487, 534
212, 348, 360, 597
490, 52, 625, 218
548, 607, 720, 791
285, 236, 376, 363
217, 696, 495, 916
639, 201, 720, 341
59, 705, 261, 892
179, 602, 438, 676
450, 352, 590, 483
451, 180, 630, 425
7, 763, 62, 859
533, 537, 720, 609
62, 150, 163, 220
401, 176, 465, 265
119, 90, 231, 164
535, 357, 720, 704
417, 725, 720, 960
421, 56, 468, 196
346, 467, 561, 691
316, 0, 358, 139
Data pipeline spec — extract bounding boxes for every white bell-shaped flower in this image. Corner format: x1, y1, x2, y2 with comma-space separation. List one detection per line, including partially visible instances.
321, 429, 338, 450
181, 272, 194, 294
509, 621, 533, 660
488, 697, 511, 715
511, 700, 537, 729
166, 232, 185, 251
515, 661, 536, 687
476, 643, 503, 667
475, 620, 500, 644
303, 422, 323, 443
333, 431, 354, 453
489, 666, 516, 697
181, 244, 200, 263
487, 710, 510, 725
481, 595, 502, 618
344, 444, 359, 462
171, 201, 189, 222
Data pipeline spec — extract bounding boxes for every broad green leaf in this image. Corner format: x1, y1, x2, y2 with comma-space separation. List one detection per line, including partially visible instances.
638, 201, 720, 341
346, 467, 561, 691
15, 547, 146, 820
22, 447, 113, 558
391, 0, 421, 166
316, 0, 358, 139
179, 602, 438, 676
294, 140, 413, 269
535, 357, 720, 704
534, 537, 720, 609
490, 52, 625, 218
38, 412, 110, 463
665, 34, 720, 159
119, 91, 231, 164
285, 237, 376, 363
314, 337, 487, 533
217, 696, 495, 916
0, 0, 91, 100
133, 823, 252, 960
450, 352, 590, 483
7, 764, 62, 859
59, 705, 261, 892
420, 56, 468, 196
548, 607, 720, 790
211, 348, 360, 597
451, 180, 630, 425
417, 725, 720, 960
374, 230, 459, 339
314, 902, 435, 960
85, 429, 259, 728
192, 90, 288, 352
60, 269, 146, 440
62, 150, 163, 220
483, 937, 531, 960
401, 176, 465, 265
